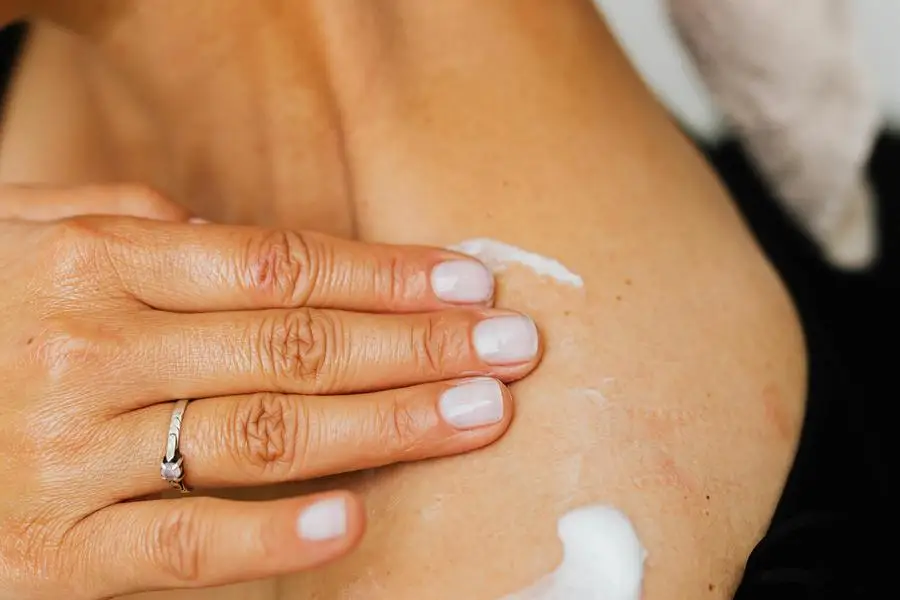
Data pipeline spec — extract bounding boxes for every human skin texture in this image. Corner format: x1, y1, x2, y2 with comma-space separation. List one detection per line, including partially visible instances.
0, 1, 807, 598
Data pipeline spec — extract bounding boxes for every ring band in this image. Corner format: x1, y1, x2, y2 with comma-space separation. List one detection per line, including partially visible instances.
160, 399, 191, 493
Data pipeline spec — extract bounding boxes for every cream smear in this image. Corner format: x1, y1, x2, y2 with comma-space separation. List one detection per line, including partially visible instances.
500, 505, 645, 600
449, 238, 584, 288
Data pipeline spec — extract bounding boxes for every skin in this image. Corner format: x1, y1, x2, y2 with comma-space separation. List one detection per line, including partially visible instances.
1, 1, 808, 599
0, 184, 544, 598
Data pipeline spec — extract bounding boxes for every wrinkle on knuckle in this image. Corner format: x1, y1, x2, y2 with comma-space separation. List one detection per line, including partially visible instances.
413, 315, 450, 377
377, 401, 426, 455
257, 311, 331, 385
27, 320, 104, 384
243, 230, 319, 306
41, 218, 106, 285
377, 253, 423, 305
386, 254, 404, 305
230, 393, 302, 478
149, 503, 206, 584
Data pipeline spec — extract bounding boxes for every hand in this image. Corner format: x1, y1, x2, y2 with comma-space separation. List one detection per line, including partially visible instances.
0, 184, 542, 599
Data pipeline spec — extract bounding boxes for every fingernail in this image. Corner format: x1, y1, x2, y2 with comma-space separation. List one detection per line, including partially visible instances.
431, 260, 494, 303
297, 497, 347, 541
473, 315, 539, 365
439, 378, 505, 429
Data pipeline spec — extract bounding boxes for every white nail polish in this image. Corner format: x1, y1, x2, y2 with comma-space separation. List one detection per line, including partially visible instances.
297, 497, 347, 541
431, 260, 494, 303
473, 315, 539, 365
439, 378, 505, 429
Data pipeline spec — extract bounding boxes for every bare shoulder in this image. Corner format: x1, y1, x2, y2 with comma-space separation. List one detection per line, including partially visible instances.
279, 2, 807, 597
120, 2, 806, 598
270, 243, 803, 598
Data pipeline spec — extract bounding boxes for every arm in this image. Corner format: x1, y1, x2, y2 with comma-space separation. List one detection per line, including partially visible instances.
284, 1, 806, 598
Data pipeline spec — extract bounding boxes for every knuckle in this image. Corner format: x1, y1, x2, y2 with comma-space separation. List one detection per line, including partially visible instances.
243, 230, 318, 306
229, 393, 303, 477
26, 320, 104, 383
373, 253, 423, 305
257, 310, 331, 384
149, 504, 207, 584
40, 217, 104, 265
376, 400, 426, 454
412, 315, 453, 377
37, 217, 115, 289
384, 254, 406, 305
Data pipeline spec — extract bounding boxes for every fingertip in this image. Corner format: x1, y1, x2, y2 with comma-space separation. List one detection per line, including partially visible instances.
471, 311, 543, 380
430, 256, 496, 306
428, 377, 515, 457
438, 377, 511, 432
294, 491, 366, 556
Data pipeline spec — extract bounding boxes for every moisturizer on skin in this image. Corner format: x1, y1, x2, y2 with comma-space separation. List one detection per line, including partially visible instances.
501, 505, 645, 600
448, 239, 584, 288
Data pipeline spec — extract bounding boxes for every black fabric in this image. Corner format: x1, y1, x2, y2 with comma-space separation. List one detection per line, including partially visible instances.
708, 139, 894, 600
0, 22, 892, 599
0, 22, 25, 105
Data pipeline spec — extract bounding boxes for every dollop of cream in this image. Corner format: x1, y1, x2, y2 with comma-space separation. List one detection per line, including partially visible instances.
449, 238, 584, 287
500, 505, 646, 600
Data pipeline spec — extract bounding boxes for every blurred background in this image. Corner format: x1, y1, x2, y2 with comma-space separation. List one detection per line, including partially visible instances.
1, 3, 894, 598
598, 3, 894, 597
598, 0, 900, 141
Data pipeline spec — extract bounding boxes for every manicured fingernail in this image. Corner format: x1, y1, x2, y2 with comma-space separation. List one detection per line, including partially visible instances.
188, 217, 209, 224
473, 315, 539, 365
439, 378, 505, 429
431, 260, 494, 303
297, 497, 347, 541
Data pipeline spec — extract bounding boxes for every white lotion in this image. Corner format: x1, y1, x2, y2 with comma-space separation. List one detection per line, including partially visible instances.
449, 238, 584, 288
501, 505, 645, 600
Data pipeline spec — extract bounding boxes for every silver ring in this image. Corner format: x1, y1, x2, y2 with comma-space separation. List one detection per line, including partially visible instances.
160, 399, 191, 493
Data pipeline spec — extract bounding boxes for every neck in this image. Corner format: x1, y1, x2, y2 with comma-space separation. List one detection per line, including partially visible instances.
57, 1, 373, 233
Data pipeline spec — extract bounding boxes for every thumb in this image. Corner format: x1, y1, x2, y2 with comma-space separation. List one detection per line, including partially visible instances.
0, 183, 195, 222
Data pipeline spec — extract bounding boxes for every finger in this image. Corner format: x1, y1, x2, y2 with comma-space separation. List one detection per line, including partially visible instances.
91, 218, 495, 311
116, 378, 511, 496
125, 308, 540, 404
68, 492, 364, 597
0, 183, 192, 221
